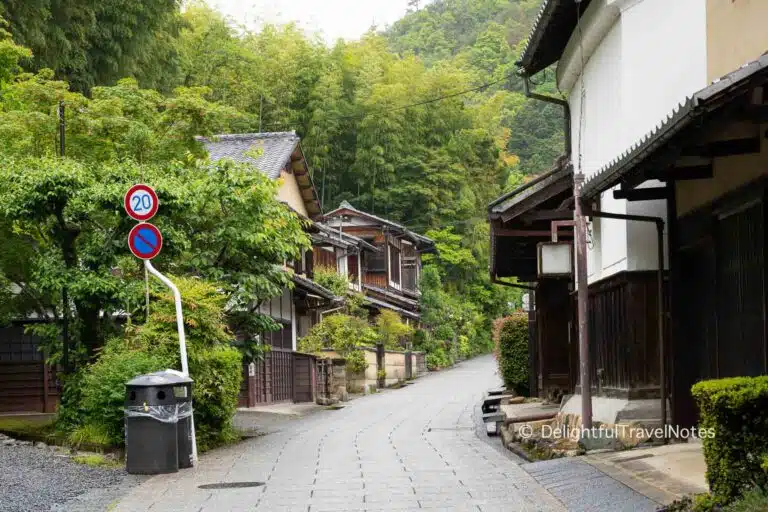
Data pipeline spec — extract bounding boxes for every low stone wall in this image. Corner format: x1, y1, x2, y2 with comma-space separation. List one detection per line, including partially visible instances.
319, 347, 426, 393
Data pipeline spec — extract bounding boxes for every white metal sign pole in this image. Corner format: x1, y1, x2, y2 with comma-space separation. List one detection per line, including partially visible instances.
144, 260, 198, 464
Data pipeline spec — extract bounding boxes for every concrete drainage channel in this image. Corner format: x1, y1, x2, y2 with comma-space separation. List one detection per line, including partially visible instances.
198, 482, 265, 490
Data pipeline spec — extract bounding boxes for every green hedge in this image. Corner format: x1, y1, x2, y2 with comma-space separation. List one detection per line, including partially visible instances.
493, 313, 529, 396
692, 376, 768, 505
189, 346, 243, 451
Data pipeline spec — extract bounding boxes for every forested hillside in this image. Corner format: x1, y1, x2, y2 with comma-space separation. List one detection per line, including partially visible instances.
0, 0, 561, 356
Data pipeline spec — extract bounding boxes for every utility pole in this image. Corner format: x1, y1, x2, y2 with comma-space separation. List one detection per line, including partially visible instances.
573, 172, 592, 430
259, 95, 264, 133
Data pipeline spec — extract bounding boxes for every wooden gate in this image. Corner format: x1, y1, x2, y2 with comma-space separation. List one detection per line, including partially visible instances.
269, 349, 293, 402
716, 201, 765, 377
292, 352, 316, 403
316, 359, 330, 401
240, 348, 295, 406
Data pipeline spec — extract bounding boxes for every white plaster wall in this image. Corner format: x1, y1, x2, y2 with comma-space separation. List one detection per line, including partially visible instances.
620, 0, 708, 146
569, 22, 627, 283
620, 0, 705, 273
565, 0, 707, 281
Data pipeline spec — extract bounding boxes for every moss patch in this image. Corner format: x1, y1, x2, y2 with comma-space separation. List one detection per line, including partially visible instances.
72, 453, 122, 469
0, 416, 57, 443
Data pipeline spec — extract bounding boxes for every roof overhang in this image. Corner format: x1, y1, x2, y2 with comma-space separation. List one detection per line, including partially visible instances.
363, 284, 420, 311
362, 296, 421, 321
488, 158, 574, 282
289, 144, 323, 219
292, 274, 341, 303
518, 0, 592, 77
581, 55, 768, 200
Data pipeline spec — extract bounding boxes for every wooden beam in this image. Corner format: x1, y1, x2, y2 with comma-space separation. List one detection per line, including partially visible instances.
519, 209, 574, 222
681, 137, 761, 158
653, 164, 713, 181
494, 228, 572, 238
613, 187, 669, 202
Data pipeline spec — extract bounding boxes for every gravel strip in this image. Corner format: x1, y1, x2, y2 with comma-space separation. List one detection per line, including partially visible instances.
0, 437, 137, 512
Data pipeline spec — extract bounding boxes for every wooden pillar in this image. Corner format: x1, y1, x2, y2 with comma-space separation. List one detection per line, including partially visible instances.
42, 363, 49, 413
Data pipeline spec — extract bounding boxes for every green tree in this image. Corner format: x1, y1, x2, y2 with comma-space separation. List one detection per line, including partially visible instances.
1, 0, 183, 92
0, 157, 308, 364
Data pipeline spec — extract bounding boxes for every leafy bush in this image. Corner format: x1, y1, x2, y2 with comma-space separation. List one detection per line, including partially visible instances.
312, 265, 349, 296
189, 346, 243, 451
426, 348, 452, 371
458, 334, 471, 359
299, 314, 377, 355
493, 313, 529, 396
57, 278, 243, 450
77, 345, 173, 445
692, 376, 768, 505
376, 310, 414, 350
726, 487, 768, 512
344, 350, 368, 374
298, 313, 376, 376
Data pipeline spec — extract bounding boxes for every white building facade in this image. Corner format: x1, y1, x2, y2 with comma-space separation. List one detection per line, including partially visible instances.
561, 0, 708, 284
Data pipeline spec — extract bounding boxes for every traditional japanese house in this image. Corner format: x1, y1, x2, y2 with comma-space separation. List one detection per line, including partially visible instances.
323, 201, 435, 325
488, 157, 576, 401
200, 132, 335, 405
499, 0, 768, 430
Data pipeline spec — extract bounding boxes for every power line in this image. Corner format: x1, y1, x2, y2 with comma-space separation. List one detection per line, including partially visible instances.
259, 71, 516, 130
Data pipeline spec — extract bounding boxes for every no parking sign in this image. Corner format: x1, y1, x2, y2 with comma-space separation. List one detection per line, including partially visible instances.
128, 223, 163, 260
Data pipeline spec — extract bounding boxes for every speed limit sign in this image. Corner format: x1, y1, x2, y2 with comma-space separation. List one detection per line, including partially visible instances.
124, 184, 159, 222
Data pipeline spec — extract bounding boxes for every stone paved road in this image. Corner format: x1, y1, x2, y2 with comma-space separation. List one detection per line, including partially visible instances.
114, 356, 643, 512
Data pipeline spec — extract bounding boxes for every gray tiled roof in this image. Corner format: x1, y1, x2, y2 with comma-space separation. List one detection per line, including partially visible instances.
197, 132, 300, 180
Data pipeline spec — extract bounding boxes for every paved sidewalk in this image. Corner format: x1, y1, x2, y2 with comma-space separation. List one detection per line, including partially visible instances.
584, 442, 707, 504
524, 458, 660, 512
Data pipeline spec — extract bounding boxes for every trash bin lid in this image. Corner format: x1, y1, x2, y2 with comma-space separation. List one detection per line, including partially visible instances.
127, 370, 192, 387
150, 369, 193, 385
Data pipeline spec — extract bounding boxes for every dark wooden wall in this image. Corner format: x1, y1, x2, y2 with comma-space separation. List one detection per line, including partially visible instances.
313, 247, 336, 270
672, 182, 768, 427
0, 326, 58, 413
536, 279, 573, 400
573, 271, 665, 397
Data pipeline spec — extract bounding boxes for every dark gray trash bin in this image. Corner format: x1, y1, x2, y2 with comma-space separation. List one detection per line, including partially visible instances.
148, 370, 194, 469
124, 373, 180, 475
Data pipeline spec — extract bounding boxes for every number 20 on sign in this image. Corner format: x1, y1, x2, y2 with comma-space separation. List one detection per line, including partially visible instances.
124, 184, 159, 222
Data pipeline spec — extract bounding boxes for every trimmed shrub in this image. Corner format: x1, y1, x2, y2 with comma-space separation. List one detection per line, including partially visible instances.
189, 346, 243, 451
493, 313, 529, 396
78, 345, 173, 445
692, 376, 768, 505
344, 350, 368, 374
376, 310, 414, 350
726, 487, 768, 512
